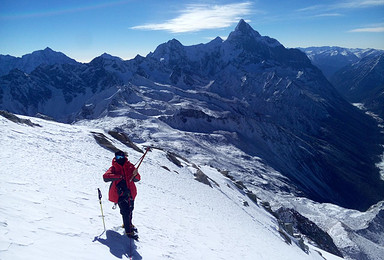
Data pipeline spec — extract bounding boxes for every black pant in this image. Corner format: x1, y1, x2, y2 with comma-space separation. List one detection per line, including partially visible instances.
118, 196, 134, 233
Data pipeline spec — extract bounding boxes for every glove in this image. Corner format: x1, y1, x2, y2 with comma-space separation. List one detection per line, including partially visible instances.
129, 169, 138, 182
116, 179, 130, 198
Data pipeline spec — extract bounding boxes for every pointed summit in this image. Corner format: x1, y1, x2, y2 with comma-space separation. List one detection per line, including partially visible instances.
227, 19, 261, 42
90, 53, 124, 67
42, 47, 54, 53
27, 47, 68, 59
167, 38, 183, 46
225, 19, 283, 55
99, 53, 123, 61
234, 19, 261, 37
153, 38, 184, 53
150, 38, 186, 62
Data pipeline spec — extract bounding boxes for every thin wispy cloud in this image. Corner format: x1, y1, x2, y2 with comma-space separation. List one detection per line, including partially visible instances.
297, 0, 384, 12
336, 0, 384, 9
349, 26, 384, 32
0, 0, 132, 20
313, 13, 343, 17
296, 5, 324, 12
131, 2, 253, 33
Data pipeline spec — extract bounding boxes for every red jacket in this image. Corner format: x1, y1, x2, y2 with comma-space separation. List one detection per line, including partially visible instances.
103, 158, 141, 203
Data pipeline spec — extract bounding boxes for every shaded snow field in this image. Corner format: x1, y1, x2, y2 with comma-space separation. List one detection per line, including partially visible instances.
0, 115, 341, 259
352, 103, 384, 181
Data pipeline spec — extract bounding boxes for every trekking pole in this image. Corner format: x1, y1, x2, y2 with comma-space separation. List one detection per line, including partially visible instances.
97, 188, 106, 232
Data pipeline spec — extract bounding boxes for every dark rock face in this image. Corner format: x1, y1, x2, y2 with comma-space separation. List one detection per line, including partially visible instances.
357, 209, 384, 246
276, 207, 343, 257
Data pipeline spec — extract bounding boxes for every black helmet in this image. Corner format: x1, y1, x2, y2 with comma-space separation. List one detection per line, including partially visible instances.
115, 150, 125, 157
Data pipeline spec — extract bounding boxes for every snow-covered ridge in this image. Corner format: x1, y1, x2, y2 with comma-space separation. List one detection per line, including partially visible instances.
0, 112, 342, 259
0, 47, 78, 77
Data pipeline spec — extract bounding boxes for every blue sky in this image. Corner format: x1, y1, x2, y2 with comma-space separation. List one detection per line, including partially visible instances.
1, 0, 383, 62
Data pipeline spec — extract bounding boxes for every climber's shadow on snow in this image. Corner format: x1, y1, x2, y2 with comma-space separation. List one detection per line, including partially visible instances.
94, 230, 142, 259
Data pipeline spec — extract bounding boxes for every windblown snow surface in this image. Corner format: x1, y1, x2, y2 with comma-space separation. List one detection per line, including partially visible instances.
0, 114, 342, 259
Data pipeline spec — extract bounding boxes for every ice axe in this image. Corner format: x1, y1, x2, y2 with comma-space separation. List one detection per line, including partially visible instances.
130, 146, 151, 182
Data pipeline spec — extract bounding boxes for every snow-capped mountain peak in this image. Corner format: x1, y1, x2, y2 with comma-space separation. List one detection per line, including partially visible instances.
232, 18, 261, 37
99, 53, 124, 61
0, 47, 78, 76
20, 47, 78, 66
226, 19, 282, 49
149, 38, 186, 63
208, 36, 224, 45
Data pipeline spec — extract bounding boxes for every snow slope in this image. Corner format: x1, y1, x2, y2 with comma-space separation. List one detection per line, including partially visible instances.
0, 114, 341, 260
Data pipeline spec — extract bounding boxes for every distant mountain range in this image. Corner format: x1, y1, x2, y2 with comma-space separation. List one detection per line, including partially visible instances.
299, 46, 383, 79
0, 20, 383, 212
331, 53, 384, 119
300, 46, 384, 119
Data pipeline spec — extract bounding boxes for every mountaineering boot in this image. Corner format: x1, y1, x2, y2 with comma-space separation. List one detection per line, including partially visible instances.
126, 231, 139, 240
122, 224, 138, 233
131, 224, 138, 233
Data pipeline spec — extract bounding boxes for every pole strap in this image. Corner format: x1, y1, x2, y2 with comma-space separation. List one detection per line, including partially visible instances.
98, 187, 102, 200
